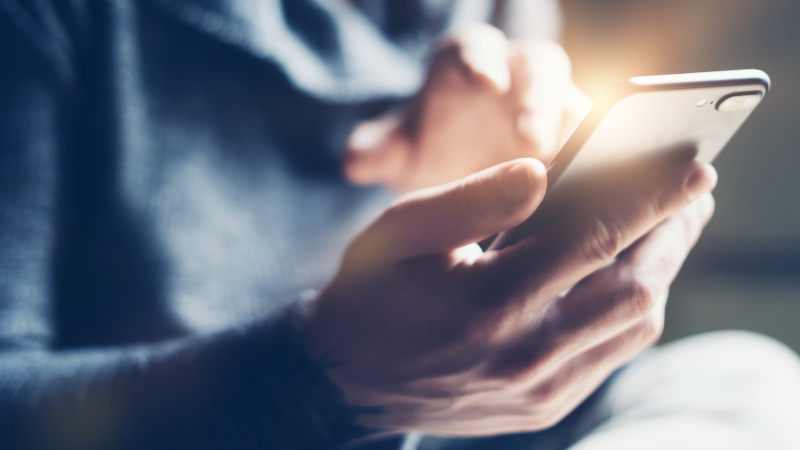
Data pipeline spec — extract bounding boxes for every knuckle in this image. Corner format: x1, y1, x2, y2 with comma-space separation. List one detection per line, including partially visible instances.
619, 279, 657, 319
528, 379, 564, 407
462, 305, 511, 343
636, 314, 664, 346
523, 339, 560, 375
435, 34, 465, 58
582, 218, 626, 262
429, 41, 470, 81
484, 335, 559, 385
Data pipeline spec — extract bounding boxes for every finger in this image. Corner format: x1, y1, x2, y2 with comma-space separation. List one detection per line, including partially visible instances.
540, 193, 715, 358
536, 287, 669, 395
483, 194, 712, 380
558, 82, 593, 150
343, 112, 413, 187
509, 39, 573, 161
491, 161, 717, 308
344, 25, 511, 189
526, 304, 667, 428
622, 191, 715, 266
446, 24, 511, 94
484, 194, 714, 380
351, 158, 547, 263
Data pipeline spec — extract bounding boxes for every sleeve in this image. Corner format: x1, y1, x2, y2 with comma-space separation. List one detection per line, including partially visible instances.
0, 4, 368, 449
1, 303, 367, 450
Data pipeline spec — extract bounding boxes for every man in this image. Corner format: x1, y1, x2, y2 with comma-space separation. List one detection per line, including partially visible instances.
0, 1, 798, 449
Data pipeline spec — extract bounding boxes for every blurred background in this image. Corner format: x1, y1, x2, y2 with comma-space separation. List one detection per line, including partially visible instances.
559, 0, 800, 351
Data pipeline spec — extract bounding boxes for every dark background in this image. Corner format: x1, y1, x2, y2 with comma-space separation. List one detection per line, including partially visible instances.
561, 0, 800, 351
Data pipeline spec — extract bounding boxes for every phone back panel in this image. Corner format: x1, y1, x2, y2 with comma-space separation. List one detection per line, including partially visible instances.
492, 70, 769, 250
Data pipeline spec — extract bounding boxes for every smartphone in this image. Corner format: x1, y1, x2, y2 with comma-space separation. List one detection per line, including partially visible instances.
490, 69, 770, 250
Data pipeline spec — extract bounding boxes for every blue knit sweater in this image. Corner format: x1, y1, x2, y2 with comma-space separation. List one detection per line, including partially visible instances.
0, 0, 473, 448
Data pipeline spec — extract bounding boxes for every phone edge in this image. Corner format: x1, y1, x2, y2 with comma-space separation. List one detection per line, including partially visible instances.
488, 69, 770, 251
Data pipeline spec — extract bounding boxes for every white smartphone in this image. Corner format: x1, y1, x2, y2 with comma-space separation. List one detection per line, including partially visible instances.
490, 69, 770, 250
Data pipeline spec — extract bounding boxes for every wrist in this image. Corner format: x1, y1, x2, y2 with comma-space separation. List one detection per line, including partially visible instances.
289, 297, 384, 446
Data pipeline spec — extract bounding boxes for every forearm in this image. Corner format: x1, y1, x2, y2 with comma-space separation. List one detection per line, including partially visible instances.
0, 303, 363, 450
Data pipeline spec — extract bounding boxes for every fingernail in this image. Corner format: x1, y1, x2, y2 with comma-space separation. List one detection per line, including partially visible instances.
502, 162, 531, 202
685, 165, 717, 200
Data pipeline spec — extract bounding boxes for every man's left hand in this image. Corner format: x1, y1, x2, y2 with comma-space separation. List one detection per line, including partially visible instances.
343, 24, 591, 192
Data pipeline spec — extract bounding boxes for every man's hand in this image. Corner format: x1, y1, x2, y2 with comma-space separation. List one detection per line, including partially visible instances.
343, 25, 591, 192
305, 158, 717, 436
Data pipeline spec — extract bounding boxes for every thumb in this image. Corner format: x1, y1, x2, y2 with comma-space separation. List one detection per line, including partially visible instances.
343, 112, 413, 187
356, 158, 547, 263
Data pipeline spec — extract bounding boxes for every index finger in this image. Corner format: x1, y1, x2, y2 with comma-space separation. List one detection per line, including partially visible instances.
538, 192, 716, 361
509, 39, 573, 162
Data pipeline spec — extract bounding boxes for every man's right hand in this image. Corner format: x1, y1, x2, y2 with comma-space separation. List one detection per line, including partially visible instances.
305, 157, 716, 436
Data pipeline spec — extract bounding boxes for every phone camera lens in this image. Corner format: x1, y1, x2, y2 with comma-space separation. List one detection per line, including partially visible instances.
716, 92, 762, 111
